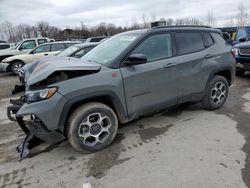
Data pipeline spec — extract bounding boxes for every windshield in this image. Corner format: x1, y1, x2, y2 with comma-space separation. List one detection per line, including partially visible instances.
82, 33, 141, 66
57, 45, 79, 57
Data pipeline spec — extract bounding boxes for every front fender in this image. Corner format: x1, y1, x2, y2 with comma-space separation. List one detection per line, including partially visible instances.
57, 90, 129, 133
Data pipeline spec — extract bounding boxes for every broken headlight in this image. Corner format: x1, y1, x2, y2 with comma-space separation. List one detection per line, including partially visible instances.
25, 87, 57, 103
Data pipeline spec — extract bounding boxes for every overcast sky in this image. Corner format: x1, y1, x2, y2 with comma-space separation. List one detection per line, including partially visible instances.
0, 0, 249, 28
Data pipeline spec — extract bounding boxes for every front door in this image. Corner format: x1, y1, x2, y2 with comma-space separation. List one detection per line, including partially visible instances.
120, 33, 178, 117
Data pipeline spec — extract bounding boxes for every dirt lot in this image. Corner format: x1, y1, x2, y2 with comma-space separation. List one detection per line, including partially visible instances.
0, 72, 250, 188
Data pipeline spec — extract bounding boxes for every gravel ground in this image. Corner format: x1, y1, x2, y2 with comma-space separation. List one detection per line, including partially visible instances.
0, 72, 250, 188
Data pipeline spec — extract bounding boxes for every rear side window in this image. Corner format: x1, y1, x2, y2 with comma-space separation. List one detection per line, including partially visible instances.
175, 32, 205, 55
203, 32, 214, 47
131, 33, 172, 62
51, 43, 66, 51
38, 39, 48, 45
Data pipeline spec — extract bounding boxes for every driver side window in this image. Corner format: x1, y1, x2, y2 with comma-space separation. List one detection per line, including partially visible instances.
20, 40, 36, 50
131, 33, 172, 62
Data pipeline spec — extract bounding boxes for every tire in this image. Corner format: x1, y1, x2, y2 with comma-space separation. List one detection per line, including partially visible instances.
67, 102, 118, 153
202, 76, 229, 110
11, 61, 24, 75
236, 70, 245, 77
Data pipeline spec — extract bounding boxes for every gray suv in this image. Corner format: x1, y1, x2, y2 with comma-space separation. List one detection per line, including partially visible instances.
7, 26, 235, 159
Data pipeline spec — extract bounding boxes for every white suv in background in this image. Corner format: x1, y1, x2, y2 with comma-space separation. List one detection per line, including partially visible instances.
0, 38, 53, 63
1, 41, 79, 74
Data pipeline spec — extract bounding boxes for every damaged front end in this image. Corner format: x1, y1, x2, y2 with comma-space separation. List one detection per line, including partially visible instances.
7, 98, 65, 161
7, 57, 101, 161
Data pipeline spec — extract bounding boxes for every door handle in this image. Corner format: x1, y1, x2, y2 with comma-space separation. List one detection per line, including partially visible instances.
204, 54, 213, 58
164, 62, 176, 68
44, 53, 48, 56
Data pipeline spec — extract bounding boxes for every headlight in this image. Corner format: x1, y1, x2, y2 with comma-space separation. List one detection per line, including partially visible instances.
25, 87, 57, 102
231, 48, 239, 57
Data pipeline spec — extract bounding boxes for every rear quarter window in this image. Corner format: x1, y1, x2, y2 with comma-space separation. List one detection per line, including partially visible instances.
175, 32, 205, 55
203, 32, 214, 47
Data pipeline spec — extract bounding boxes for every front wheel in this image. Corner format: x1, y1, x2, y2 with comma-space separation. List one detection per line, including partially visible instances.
202, 76, 229, 110
67, 102, 118, 153
11, 61, 24, 75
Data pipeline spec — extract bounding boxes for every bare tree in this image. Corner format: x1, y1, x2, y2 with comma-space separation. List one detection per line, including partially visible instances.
166, 18, 174, 26
207, 10, 215, 27
237, 3, 248, 26
0, 21, 16, 42
227, 17, 235, 27
141, 14, 149, 28
151, 13, 157, 22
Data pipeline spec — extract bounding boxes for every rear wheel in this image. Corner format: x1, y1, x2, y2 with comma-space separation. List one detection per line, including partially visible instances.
11, 61, 24, 75
202, 76, 229, 110
236, 70, 245, 77
67, 102, 118, 153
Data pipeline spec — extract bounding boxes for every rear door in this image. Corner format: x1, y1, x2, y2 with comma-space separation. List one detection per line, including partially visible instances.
174, 31, 212, 102
120, 33, 178, 117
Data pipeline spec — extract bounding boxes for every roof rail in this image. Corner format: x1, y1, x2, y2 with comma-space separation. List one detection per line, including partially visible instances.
150, 25, 212, 30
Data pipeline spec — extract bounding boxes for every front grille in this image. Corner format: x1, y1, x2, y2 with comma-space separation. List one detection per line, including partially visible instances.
239, 48, 250, 56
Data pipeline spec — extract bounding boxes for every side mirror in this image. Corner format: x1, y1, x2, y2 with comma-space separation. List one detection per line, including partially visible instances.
239, 37, 247, 43
19, 46, 23, 51
125, 54, 147, 66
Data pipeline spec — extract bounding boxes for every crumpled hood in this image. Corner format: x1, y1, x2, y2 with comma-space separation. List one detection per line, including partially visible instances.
27, 56, 101, 86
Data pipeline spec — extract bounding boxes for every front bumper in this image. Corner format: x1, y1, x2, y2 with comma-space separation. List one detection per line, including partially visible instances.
235, 56, 250, 70
0, 63, 9, 72
7, 93, 67, 160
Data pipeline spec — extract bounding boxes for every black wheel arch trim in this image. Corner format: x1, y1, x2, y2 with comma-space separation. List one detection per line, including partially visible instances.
58, 91, 129, 134
207, 66, 234, 87
11, 59, 25, 65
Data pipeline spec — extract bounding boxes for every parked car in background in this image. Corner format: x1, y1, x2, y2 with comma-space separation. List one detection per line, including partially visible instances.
7, 26, 235, 159
233, 26, 250, 45
19, 42, 98, 83
0, 41, 78, 74
85, 36, 107, 43
0, 43, 11, 50
0, 38, 53, 63
232, 41, 250, 76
